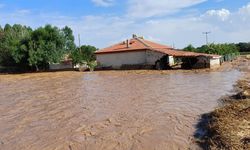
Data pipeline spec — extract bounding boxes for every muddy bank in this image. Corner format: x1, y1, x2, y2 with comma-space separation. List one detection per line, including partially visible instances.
195, 56, 250, 150
0, 61, 242, 150
196, 80, 250, 150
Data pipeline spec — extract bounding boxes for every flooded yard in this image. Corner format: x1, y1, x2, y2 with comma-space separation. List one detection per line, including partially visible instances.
0, 69, 241, 150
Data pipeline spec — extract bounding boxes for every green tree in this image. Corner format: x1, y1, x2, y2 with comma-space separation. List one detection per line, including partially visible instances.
237, 42, 250, 52
0, 24, 77, 72
71, 45, 97, 65
62, 26, 76, 52
4, 24, 11, 32
27, 24, 73, 70
184, 43, 240, 55
0, 24, 32, 68
71, 45, 97, 71
183, 44, 196, 52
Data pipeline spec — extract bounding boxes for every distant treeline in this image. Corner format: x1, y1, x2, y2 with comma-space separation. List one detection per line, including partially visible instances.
183, 42, 250, 55
236, 42, 250, 52
0, 24, 96, 72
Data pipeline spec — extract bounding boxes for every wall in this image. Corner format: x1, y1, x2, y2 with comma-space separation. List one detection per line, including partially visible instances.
146, 50, 175, 66
210, 58, 221, 68
49, 62, 72, 70
96, 51, 146, 69
146, 50, 165, 65
192, 56, 210, 69
192, 56, 221, 69
96, 50, 176, 69
168, 56, 175, 66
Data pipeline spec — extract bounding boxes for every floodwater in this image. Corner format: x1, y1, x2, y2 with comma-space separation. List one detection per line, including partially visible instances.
0, 70, 241, 150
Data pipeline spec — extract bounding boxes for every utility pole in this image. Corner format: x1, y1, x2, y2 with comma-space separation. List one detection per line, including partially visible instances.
78, 34, 81, 52
78, 34, 81, 48
202, 31, 211, 45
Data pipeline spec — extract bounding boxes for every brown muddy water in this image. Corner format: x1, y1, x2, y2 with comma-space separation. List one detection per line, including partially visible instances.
0, 70, 241, 150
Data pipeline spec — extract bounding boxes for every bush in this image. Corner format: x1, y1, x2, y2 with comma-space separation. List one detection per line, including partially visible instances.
87, 61, 97, 71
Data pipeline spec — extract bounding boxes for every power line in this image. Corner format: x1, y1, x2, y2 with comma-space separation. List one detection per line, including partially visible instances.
202, 31, 211, 45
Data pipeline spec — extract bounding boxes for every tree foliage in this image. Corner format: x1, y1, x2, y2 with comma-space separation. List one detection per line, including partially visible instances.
183, 43, 240, 55
0, 24, 78, 71
0, 24, 32, 67
236, 42, 250, 52
27, 25, 70, 70
71, 45, 97, 65
183, 44, 196, 52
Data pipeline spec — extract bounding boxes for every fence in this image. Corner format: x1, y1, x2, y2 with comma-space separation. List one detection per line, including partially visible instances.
240, 52, 250, 55
221, 53, 239, 62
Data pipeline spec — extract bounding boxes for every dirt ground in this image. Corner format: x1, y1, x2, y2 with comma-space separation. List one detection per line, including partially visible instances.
196, 56, 250, 150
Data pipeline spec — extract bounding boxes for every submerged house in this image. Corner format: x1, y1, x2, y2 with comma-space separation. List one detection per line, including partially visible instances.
95, 35, 221, 70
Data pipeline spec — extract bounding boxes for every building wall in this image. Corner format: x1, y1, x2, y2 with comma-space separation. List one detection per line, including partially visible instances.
168, 56, 175, 66
96, 51, 147, 69
146, 50, 175, 66
49, 63, 72, 70
96, 50, 176, 69
210, 58, 221, 68
192, 56, 221, 69
146, 50, 165, 65
192, 56, 210, 69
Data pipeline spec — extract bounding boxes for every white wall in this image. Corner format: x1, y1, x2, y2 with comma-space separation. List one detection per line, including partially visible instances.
96, 51, 146, 68
146, 50, 175, 66
96, 50, 177, 69
168, 56, 175, 66
210, 58, 221, 68
146, 50, 165, 65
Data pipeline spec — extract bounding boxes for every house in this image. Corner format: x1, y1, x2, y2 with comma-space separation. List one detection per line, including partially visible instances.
95, 35, 221, 70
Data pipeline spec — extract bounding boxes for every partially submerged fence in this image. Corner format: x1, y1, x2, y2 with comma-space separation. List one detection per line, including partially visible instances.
221, 53, 239, 62
240, 52, 250, 55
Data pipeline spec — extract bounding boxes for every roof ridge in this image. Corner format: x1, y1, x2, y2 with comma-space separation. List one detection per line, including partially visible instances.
134, 37, 152, 49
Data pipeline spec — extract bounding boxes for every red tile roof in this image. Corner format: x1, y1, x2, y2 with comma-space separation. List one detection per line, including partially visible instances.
153, 48, 220, 58
95, 37, 220, 58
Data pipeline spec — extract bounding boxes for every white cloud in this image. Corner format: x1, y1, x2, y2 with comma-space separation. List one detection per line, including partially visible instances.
240, 3, 250, 14
239, 3, 250, 19
73, 3, 250, 48
91, 0, 114, 7
1, 2, 250, 49
204, 8, 230, 21
127, 0, 207, 18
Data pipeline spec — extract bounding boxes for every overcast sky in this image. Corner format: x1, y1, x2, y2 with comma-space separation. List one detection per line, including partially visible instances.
0, 0, 250, 48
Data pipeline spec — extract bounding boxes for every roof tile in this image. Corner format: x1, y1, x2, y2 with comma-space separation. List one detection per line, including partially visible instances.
95, 37, 220, 58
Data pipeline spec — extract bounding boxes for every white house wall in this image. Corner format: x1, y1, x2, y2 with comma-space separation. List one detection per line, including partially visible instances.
168, 56, 175, 66
146, 50, 175, 66
146, 50, 165, 65
210, 58, 221, 68
96, 51, 146, 68
97, 50, 177, 69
